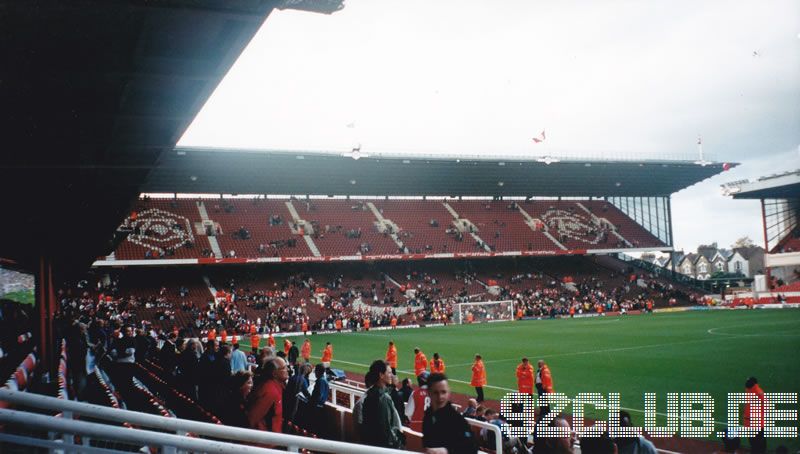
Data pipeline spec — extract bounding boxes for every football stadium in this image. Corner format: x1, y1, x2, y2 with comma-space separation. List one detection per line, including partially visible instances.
1, 1, 798, 454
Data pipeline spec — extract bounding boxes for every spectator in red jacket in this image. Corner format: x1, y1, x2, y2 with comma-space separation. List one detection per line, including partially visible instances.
246, 357, 289, 434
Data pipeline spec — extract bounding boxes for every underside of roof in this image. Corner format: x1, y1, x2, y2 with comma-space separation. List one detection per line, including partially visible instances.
731, 170, 800, 200
0, 1, 280, 272
144, 148, 735, 197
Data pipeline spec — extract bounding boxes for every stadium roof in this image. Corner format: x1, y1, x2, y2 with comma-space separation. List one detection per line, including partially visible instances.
0, 1, 296, 272
725, 170, 800, 199
144, 147, 735, 197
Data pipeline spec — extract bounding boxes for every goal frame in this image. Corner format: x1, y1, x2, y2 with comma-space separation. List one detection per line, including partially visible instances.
454, 300, 515, 324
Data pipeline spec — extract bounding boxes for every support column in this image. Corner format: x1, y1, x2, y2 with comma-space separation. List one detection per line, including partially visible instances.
761, 199, 772, 287
37, 257, 58, 374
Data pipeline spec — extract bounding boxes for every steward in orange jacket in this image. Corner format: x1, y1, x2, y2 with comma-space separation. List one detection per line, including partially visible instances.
516, 358, 535, 395
744, 376, 767, 453
250, 333, 260, 353
430, 353, 446, 374
284, 338, 292, 356
414, 348, 428, 376
471, 354, 487, 402
386, 341, 398, 374
536, 360, 554, 395
267, 332, 276, 348
321, 342, 333, 366
301, 339, 311, 362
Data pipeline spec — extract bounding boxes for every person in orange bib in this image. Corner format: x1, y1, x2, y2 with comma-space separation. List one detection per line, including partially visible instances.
744, 376, 767, 453
321, 342, 333, 369
267, 332, 276, 348
536, 360, 554, 396
363, 317, 370, 331
390, 316, 397, 329
250, 332, 260, 354
335, 319, 343, 332
471, 354, 487, 402
301, 321, 308, 335
386, 341, 398, 375
301, 339, 311, 363
466, 312, 474, 324
207, 328, 217, 342
413, 348, 428, 376
430, 352, 446, 374
283, 338, 291, 356
220, 329, 227, 344
516, 308, 524, 320
516, 357, 534, 395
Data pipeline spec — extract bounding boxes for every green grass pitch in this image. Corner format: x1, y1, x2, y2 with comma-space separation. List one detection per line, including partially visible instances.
241, 309, 800, 449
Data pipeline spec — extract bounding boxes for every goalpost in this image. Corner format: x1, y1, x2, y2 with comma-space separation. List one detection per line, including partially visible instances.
453, 300, 515, 324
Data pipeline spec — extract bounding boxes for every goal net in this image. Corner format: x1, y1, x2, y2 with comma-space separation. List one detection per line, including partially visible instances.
453, 300, 514, 324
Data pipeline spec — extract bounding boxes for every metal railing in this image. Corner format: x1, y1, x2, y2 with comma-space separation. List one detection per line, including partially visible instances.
329, 381, 504, 454
0, 388, 414, 454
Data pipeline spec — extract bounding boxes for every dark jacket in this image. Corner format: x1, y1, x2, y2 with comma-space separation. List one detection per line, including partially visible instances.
362, 386, 404, 449
283, 372, 310, 423
423, 402, 478, 454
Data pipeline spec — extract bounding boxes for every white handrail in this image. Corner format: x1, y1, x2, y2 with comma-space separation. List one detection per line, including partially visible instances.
0, 388, 415, 454
0, 408, 285, 454
328, 382, 503, 454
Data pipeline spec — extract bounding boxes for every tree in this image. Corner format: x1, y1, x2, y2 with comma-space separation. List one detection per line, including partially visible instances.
732, 236, 755, 249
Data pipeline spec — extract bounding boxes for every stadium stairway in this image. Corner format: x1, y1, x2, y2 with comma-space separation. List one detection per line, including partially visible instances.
442, 202, 492, 252
196, 201, 223, 258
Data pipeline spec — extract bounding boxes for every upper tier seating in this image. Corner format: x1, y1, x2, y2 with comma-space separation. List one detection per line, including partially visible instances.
115, 199, 211, 260
302, 200, 398, 256
112, 198, 666, 261
212, 199, 312, 258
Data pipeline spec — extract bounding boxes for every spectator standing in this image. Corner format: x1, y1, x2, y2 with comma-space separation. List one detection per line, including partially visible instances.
288, 341, 299, 367
283, 363, 312, 428
219, 371, 253, 428
405, 371, 430, 432
108, 325, 136, 395
246, 357, 289, 433
398, 377, 413, 408
310, 363, 330, 437
614, 411, 657, 454
177, 339, 201, 401
230, 342, 248, 373
158, 332, 178, 377
422, 373, 478, 454
361, 360, 405, 449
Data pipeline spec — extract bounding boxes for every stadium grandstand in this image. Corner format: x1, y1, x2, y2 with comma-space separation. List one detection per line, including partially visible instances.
1, 2, 798, 454
723, 170, 800, 302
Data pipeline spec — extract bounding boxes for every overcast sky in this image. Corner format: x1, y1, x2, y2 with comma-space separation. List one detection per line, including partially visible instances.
180, 0, 800, 253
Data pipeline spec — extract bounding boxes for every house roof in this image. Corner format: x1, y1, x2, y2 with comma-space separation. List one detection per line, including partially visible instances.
732, 246, 765, 260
